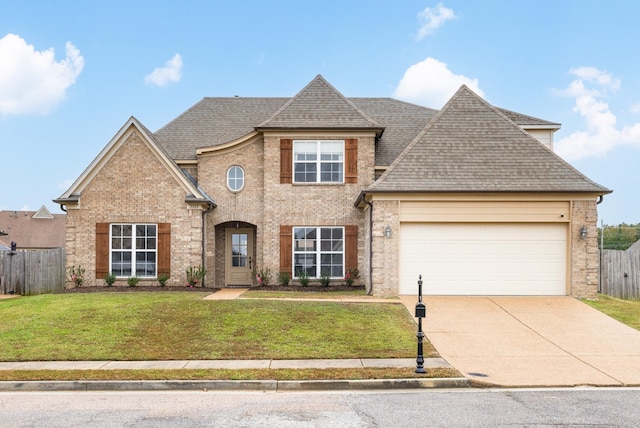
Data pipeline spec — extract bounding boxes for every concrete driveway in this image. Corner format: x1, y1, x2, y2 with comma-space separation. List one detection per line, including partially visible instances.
400, 296, 640, 387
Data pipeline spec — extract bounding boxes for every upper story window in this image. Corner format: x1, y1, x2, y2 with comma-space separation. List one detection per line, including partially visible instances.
293, 140, 344, 183
227, 166, 245, 191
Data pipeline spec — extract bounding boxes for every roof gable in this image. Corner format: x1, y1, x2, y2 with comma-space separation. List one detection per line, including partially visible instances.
367, 85, 611, 194
257, 75, 383, 131
55, 117, 213, 207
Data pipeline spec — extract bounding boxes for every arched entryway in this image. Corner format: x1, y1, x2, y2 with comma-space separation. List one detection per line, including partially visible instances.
214, 221, 257, 287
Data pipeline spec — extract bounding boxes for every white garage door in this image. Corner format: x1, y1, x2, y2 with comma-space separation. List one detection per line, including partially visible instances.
399, 223, 567, 295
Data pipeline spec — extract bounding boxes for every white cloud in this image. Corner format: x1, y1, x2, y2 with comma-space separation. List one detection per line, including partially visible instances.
0, 34, 84, 116
393, 57, 484, 108
416, 3, 457, 40
555, 67, 640, 160
144, 54, 182, 87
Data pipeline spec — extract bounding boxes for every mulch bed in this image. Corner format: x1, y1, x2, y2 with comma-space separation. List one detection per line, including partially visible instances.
59, 286, 218, 293
60, 285, 365, 293
251, 284, 366, 293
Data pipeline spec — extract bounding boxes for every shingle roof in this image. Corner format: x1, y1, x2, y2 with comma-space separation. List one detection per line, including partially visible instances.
351, 98, 437, 166
152, 76, 568, 172
366, 85, 611, 194
257, 75, 383, 130
155, 98, 288, 160
0, 208, 66, 249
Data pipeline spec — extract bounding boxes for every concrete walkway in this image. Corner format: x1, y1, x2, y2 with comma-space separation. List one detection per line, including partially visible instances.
0, 358, 451, 371
399, 296, 640, 388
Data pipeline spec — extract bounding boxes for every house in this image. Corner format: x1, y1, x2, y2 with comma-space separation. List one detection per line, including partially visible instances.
54, 75, 611, 297
0, 206, 66, 251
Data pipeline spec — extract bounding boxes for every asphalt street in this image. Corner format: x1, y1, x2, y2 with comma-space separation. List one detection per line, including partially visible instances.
1, 388, 639, 427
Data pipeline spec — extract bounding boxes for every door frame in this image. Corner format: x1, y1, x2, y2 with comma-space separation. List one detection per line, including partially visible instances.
224, 228, 255, 286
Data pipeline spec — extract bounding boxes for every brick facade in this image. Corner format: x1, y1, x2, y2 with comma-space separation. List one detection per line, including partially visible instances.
64, 128, 205, 287
198, 133, 376, 287
570, 199, 600, 298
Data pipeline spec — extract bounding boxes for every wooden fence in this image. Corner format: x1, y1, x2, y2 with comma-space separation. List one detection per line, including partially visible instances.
0, 249, 66, 296
601, 250, 640, 299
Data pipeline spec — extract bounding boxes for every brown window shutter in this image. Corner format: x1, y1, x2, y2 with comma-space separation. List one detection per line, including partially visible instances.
344, 138, 357, 183
95, 223, 110, 279
280, 139, 293, 184
280, 225, 292, 273
158, 223, 171, 276
345, 225, 358, 271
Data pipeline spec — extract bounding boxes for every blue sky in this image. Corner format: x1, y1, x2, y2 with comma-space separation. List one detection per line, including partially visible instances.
1, 1, 638, 225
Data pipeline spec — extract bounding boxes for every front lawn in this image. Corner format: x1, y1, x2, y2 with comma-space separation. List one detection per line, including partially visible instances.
0, 292, 426, 361
583, 294, 640, 331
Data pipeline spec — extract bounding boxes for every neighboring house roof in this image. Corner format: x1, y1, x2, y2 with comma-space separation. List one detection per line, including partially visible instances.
55, 117, 215, 207
363, 85, 611, 195
257, 75, 383, 131
0, 206, 65, 249
627, 240, 640, 252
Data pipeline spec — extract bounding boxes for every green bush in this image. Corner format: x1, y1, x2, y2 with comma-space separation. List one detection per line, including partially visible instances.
158, 273, 169, 287
319, 273, 331, 287
127, 276, 140, 287
297, 270, 310, 287
278, 271, 291, 286
104, 272, 116, 287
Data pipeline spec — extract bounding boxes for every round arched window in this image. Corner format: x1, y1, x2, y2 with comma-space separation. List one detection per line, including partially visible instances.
227, 166, 245, 191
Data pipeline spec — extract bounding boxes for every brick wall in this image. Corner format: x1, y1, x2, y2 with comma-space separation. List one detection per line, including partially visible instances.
65, 128, 205, 287
369, 199, 400, 297
198, 134, 375, 287
570, 199, 600, 298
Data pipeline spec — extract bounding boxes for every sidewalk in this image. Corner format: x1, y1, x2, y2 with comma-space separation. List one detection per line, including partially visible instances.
0, 358, 451, 371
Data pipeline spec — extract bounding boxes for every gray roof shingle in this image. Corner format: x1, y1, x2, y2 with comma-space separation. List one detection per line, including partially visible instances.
366, 85, 611, 194
155, 98, 288, 160
257, 75, 383, 130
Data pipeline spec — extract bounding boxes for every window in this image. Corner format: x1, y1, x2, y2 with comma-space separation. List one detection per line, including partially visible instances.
293, 227, 343, 278
293, 140, 344, 183
227, 166, 245, 191
111, 224, 157, 277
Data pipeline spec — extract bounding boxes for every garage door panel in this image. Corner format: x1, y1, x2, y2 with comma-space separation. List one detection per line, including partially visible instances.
399, 223, 567, 295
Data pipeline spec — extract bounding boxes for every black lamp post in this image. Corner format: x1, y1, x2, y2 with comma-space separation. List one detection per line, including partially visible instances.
415, 275, 426, 374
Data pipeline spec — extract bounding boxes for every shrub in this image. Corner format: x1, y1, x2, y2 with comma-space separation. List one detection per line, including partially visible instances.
68, 265, 85, 287
297, 270, 310, 287
345, 268, 360, 286
186, 265, 206, 287
319, 272, 331, 287
278, 271, 291, 286
127, 276, 140, 287
256, 267, 272, 286
158, 273, 170, 287
104, 272, 116, 287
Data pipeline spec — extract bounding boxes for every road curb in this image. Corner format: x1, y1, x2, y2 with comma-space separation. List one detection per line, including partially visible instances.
0, 377, 470, 392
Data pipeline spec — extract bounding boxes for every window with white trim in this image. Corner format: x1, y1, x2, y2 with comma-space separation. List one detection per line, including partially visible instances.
226, 166, 244, 191
293, 140, 344, 183
111, 224, 157, 277
293, 227, 344, 278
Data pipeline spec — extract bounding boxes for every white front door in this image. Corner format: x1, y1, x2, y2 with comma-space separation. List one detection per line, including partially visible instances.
225, 229, 254, 286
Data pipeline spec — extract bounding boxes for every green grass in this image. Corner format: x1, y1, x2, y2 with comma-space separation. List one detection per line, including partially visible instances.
583, 294, 640, 331
0, 292, 427, 361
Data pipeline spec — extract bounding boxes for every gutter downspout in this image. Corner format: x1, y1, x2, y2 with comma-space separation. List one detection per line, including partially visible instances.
202, 203, 215, 287
365, 199, 373, 296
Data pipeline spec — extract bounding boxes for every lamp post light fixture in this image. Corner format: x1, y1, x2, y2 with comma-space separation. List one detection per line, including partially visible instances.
415, 275, 426, 374
580, 226, 587, 239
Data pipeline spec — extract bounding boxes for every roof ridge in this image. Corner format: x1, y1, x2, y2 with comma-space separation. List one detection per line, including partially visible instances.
257, 75, 382, 129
